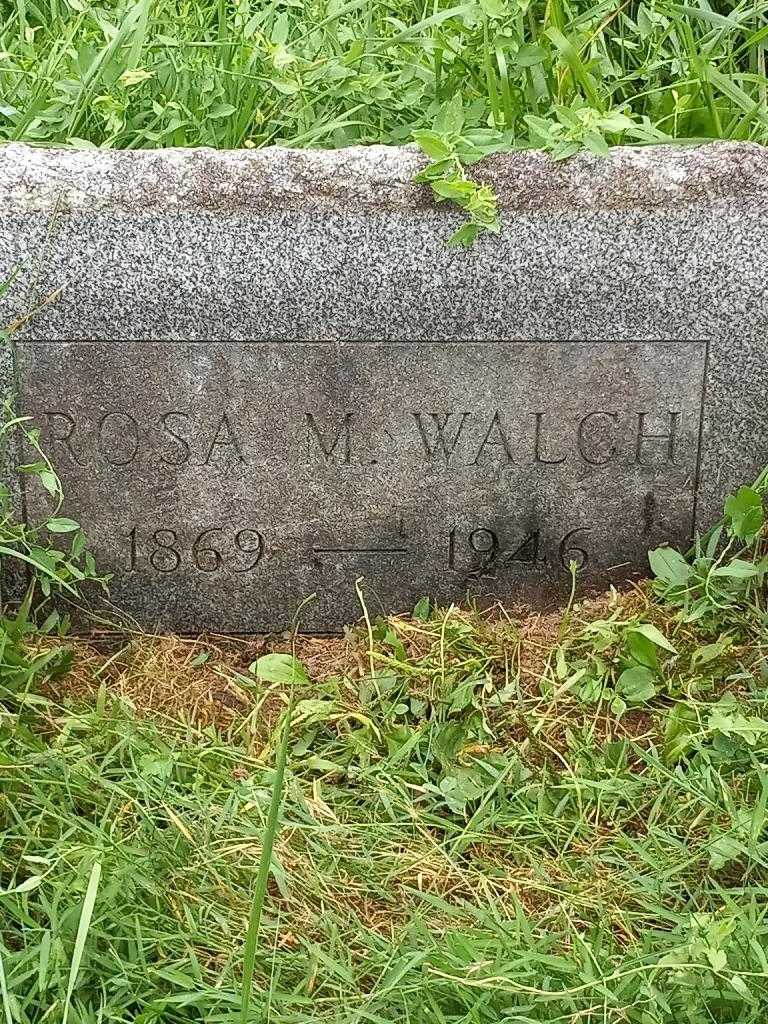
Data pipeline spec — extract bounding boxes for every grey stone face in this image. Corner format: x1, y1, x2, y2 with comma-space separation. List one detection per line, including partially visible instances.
0, 142, 766, 631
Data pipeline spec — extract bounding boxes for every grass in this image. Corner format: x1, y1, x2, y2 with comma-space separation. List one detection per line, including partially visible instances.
3, 475, 768, 1021
3, 571, 768, 1022
2, 4, 768, 1019
0, 0, 767, 154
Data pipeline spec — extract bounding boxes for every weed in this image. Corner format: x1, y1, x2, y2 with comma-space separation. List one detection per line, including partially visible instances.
413, 95, 506, 245
0, 401, 108, 609
0, 347, 106, 769
649, 470, 768, 634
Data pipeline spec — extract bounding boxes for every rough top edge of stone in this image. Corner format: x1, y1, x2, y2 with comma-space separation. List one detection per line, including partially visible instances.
0, 140, 765, 214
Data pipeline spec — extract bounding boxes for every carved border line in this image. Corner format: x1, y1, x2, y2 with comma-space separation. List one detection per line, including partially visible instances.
23, 339, 711, 345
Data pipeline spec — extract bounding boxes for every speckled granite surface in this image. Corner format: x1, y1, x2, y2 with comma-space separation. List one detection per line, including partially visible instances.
0, 142, 765, 630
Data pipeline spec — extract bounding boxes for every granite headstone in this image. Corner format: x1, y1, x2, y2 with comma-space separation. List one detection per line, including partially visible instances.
0, 141, 766, 631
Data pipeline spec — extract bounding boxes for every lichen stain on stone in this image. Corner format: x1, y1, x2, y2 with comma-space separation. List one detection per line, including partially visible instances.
0, 141, 766, 215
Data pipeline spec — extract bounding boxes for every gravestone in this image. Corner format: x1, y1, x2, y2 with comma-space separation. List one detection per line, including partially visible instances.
0, 141, 766, 632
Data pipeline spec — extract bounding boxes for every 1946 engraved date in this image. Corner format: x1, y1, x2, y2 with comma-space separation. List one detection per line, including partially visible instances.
125, 526, 265, 573
449, 525, 591, 577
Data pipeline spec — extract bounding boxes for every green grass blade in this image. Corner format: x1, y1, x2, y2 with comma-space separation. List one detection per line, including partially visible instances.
62, 860, 102, 1024
545, 25, 603, 110
707, 65, 768, 129
240, 698, 293, 1023
66, 0, 148, 137
0, 546, 78, 595
0, 942, 13, 1024
125, 0, 151, 71
380, 4, 475, 48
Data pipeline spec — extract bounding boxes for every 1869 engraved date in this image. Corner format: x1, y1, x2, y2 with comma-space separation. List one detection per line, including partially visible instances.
124, 526, 265, 573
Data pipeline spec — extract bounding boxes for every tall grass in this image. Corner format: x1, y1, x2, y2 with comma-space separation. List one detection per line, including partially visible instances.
0, 0, 767, 151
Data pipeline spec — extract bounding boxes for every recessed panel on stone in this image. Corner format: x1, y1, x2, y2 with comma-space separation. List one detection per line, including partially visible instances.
16, 340, 705, 631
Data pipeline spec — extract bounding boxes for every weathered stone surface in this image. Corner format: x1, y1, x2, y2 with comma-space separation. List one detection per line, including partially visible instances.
0, 141, 766, 631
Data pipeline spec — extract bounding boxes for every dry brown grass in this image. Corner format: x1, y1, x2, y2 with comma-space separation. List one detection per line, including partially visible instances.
39, 587, 665, 743
41, 629, 361, 731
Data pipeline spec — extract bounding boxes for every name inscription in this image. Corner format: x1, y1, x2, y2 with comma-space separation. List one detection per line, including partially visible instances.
43, 407, 683, 469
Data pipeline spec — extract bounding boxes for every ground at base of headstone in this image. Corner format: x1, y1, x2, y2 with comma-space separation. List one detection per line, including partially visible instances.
5, 581, 768, 1021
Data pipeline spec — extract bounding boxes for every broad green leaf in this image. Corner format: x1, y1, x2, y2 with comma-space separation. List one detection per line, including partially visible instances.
412, 130, 453, 161
628, 622, 678, 654
46, 517, 80, 533
729, 975, 754, 1000
433, 94, 464, 136
208, 102, 237, 119
448, 223, 480, 246
271, 11, 289, 44
294, 698, 335, 723
626, 629, 659, 670
250, 653, 310, 685
663, 701, 699, 763
708, 708, 768, 744
616, 665, 656, 703
648, 546, 691, 586
709, 834, 742, 870
599, 112, 636, 132
691, 636, 733, 667
516, 43, 547, 67
584, 130, 609, 156
439, 776, 468, 815
431, 179, 475, 200
710, 558, 762, 579
724, 485, 764, 540
269, 79, 300, 95
479, 0, 507, 17
40, 471, 59, 495
707, 947, 727, 972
